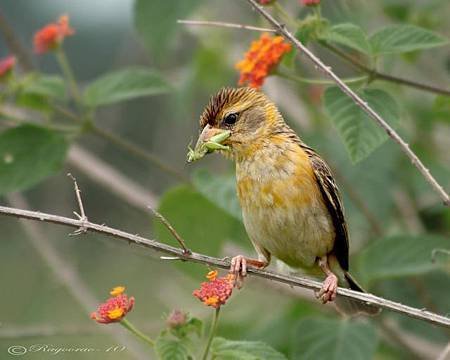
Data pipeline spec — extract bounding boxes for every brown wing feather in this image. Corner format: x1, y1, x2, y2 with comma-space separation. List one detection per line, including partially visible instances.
303, 146, 349, 271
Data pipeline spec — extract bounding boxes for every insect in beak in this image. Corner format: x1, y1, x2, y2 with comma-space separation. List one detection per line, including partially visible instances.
187, 124, 231, 163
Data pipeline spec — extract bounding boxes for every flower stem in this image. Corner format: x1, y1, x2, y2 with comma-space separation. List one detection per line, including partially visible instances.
120, 318, 155, 347
55, 47, 81, 103
201, 308, 221, 360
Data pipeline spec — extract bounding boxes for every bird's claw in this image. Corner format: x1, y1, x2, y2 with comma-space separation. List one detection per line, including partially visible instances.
316, 273, 338, 304
230, 255, 247, 289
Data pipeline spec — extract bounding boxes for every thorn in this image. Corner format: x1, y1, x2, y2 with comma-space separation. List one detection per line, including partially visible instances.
160, 256, 181, 261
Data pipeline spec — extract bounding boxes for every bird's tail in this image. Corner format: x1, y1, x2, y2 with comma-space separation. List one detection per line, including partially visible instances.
334, 272, 380, 316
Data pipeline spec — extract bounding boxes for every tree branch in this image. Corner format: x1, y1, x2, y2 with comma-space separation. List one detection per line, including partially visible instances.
177, 19, 275, 33
0, 204, 449, 328
242, 0, 449, 206
178, 19, 450, 97
6, 194, 147, 359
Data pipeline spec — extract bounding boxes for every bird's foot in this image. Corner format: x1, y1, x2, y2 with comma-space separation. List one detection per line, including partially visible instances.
229, 255, 267, 289
316, 273, 338, 304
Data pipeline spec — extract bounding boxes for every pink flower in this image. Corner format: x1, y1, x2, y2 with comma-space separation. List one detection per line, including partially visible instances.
0, 56, 16, 78
193, 271, 235, 308
91, 287, 135, 324
166, 309, 188, 329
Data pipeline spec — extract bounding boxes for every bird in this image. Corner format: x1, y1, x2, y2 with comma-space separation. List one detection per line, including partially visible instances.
190, 86, 378, 315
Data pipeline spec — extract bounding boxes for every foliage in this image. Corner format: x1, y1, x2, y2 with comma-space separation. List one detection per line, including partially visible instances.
323, 87, 399, 163
1, 1, 449, 360
291, 317, 378, 360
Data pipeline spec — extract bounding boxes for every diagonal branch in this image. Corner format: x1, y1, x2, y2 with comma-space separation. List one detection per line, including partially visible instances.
0, 204, 449, 328
243, 0, 449, 206
178, 19, 450, 96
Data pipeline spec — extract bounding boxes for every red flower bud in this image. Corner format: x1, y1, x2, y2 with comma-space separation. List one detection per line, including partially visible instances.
0, 56, 16, 79
34, 15, 74, 54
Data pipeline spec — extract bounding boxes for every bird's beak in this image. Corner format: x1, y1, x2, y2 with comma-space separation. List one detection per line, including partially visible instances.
187, 124, 231, 163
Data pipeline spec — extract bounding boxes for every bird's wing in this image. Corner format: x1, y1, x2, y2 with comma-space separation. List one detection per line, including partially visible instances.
303, 146, 349, 271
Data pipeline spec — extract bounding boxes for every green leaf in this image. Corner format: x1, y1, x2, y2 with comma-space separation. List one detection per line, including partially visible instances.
296, 17, 329, 46
15, 93, 52, 113
154, 186, 247, 276
134, 0, 201, 61
211, 337, 287, 360
369, 24, 448, 55
155, 337, 190, 360
192, 170, 241, 221
22, 74, 67, 100
321, 23, 371, 54
82, 67, 171, 107
323, 86, 399, 163
356, 235, 449, 284
292, 317, 378, 360
0, 125, 68, 195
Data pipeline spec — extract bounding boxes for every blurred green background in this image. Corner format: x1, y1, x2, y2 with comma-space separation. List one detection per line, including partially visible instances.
0, 0, 449, 359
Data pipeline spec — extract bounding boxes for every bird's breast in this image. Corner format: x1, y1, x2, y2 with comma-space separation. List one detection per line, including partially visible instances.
235, 142, 335, 268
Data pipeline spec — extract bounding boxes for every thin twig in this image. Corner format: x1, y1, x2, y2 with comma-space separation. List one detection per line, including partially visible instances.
67, 173, 88, 234
0, 204, 449, 328
6, 194, 147, 359
177, 19, 276, 33
321, 42, 450, 97
243, 0, 450, 206
178, 19, 450, 97
147, 205, 191, 255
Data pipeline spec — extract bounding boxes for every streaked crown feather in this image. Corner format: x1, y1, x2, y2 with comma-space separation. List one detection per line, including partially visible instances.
199, 87, 267, 129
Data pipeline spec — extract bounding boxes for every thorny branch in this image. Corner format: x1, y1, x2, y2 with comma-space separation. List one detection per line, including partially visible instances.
243, 0, 450, 206
67, 173, 88, 234
177, 19, 450, 96
0, 203, 449, 329
147, 205, 192, 255
179, 15, 450, 205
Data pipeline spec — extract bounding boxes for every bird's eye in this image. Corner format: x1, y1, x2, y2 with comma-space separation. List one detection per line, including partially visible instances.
224, 113, 238, 126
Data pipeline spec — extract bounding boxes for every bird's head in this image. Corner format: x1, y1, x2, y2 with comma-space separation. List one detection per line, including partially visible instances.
187, 87, 281, 162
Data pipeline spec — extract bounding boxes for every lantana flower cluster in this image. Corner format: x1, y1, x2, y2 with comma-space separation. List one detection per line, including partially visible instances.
193, 270, 235, 308
91, 286, 135, 324
236, 33, 291, 89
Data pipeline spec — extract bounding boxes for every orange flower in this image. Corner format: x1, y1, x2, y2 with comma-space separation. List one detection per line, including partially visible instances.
91, 288, 134, 324
0, 56, 16, 78
193, 271, 235, 309
236, 33, 291, 89
33, 15, 74, 54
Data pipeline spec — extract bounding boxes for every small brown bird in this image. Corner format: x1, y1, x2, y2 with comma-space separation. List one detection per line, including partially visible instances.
190, 87, 378, 314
